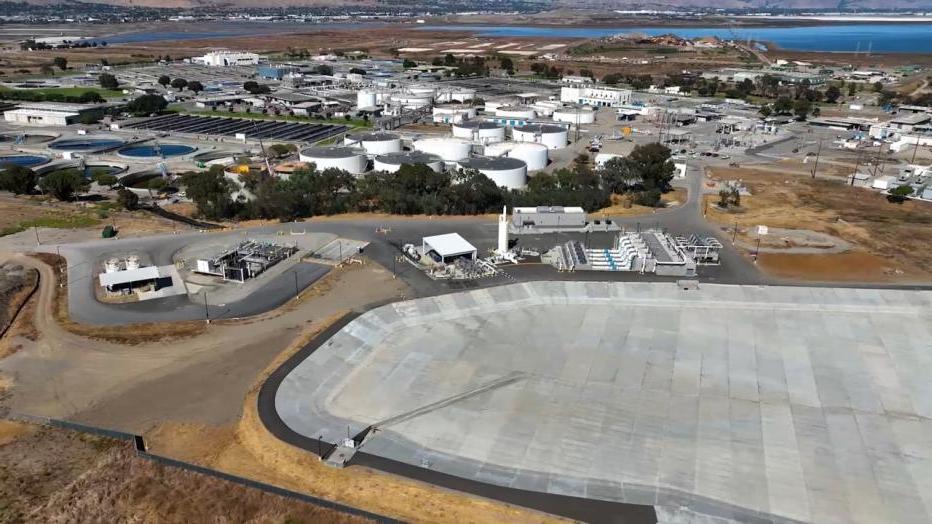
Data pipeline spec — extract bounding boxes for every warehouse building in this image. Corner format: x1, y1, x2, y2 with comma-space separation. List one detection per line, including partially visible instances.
560, 86, 632, 107
3, 101, 109, 126
421, 233, 477, 264
511, 206, 587, 230
193, 50, 260, 67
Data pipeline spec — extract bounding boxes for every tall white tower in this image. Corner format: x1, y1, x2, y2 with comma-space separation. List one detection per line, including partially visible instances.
497, 205, 509, 256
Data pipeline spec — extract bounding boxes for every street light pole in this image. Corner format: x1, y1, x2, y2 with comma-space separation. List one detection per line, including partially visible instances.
293, 270, 300, 300
204, 291, 210, 323
33, 226, 40, 246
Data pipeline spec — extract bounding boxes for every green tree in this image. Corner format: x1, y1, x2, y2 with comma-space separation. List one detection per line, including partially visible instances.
170, 77, 188, 90
126, 94, 167, 116
99, 72, 118, 90
824, 85, 841, 103
402, 59, 417, 68
793, 98, 812, 120
314, 64, 333, 75
498, 56, 514, 73
52, 56, 68, 71
599, 143, 675, 198
40, 64, 54, 76
759, 104, 773, 118
0, 164, 37, 195
187, 80, 204, 94
872, 81, 884, 92
180, 166, 235, 219
773, 96, 794, 114
93, 173, 119, 188
157, 75, 171, 87
349, 67, 366, 75
117, 188, 139, 210
38, 169, 89, 201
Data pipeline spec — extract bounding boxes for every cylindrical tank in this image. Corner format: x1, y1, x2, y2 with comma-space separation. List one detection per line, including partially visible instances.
457, 157, 527, 190
484, 100, 505, 113
105, 258, 121, 273
483, 142, 548, 171
433, 104, 478, 122
344, 132, 402, 155
356, 89, 377, 109
412, 137, 473, 162
390, 94, 432, 109
512, 123, 568, 150
553, 106, 596, 124
495, 105, 536, 120
532, 100, 562, 117
451, 121, 506, 145
298, 147, 367, 174
408, 85, 436, 97
125, 255, 140, 271
373, 151, 444, 173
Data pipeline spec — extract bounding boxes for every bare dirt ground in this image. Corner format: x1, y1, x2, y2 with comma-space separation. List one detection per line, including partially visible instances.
0, 253, 564, 523
596, 187, 687, 216
0, 420, 367, 523
704, 166, 932, 282
145, 317, 566, 524
0, 195, 181, 239
0, 263, 38, 359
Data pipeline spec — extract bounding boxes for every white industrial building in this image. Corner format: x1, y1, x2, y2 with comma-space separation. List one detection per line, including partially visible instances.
3, 102, 106, 126
193, 51, 260, 67
421, 233, 477, 263
560, 86, 632, 107
512, 206, 587, 229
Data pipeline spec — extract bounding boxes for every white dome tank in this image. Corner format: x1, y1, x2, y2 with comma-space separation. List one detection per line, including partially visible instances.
553, 106, 596, 124
457, 157, 527, 190
105, 258, 121, 273
451, 121, 505, 145
344, 132, 402, 155
495, 105, 536, 120
390, 94, 432, 109
356, 89, 378, 109
298, 147, 367, 174
512, 123, 568, 150
483, 142, 548, 171
373, 151, 443, 173
413, 137, 473, 162
125, 255, 140, 271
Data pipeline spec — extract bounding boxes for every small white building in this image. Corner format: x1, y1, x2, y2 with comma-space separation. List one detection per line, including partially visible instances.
560, 86, 632, 108
193, 51, 260, 67
421, 233, 477, 263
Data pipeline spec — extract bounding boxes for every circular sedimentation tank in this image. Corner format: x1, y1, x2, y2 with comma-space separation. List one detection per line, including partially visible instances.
494, 105, 537, 120
298, 147, 367, 174
0, 154, 50, 169
39, 163, 125, 179
457, 157, 527, 190
118, 144, 197, 158
373, 151, 443, 173
48, 137, 125, 152
0, 132, 56, 145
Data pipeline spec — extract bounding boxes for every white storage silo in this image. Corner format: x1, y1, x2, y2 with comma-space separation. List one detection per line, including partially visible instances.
483, 142, 548, 171
105, 258, 121, 273
432, 104, 478, 124
495, 105, 536, 120
390, 94, 432, 109
408, 85, 436, 97
553, 105, 596, 124
458, 157, 527, 190
125, 255, 140, 271
451, 121, 505, 145
356, 89, 378, 109
298, 147, 368, 175
513, 123, 568, 150
413, 137, 473, 162
373, 151, 444, 173
344, 132, 402, 155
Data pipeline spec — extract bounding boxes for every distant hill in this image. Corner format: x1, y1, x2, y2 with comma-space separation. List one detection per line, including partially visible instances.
10, 0, 932, 9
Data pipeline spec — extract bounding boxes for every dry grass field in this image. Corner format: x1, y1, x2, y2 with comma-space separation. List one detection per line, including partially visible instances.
705, 167, 932, 282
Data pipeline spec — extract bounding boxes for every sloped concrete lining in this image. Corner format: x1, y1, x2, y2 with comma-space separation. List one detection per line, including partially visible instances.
275, 281, 932, 524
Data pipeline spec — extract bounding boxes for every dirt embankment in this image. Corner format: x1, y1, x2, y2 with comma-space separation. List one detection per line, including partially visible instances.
0, 420, 367, 523
705, 167, 932, 282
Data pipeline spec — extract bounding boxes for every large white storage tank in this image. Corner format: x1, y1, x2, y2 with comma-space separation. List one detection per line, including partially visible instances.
390, 94, 432, 109
357, 89, 378, 109
553, 105, 596, 124
373, 151, 443, 173
451, 121, 506, 145
458, 157, 527, 190
531, 100, 562, 117
485, 142, 548, 172
298, 146, 367, 174
495, 105, 536, 120
344, 132, 402, 155
513, 123, 568, 150
432, 104, 477, 123
413, 137, 473, 162
408, 85, 436, 97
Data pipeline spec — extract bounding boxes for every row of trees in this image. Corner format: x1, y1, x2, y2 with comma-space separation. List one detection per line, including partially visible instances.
157, 75, 204, 93
0, 165, 90, 201
179, 143, 677, 221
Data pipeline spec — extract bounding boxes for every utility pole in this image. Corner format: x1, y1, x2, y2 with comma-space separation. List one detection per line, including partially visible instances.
910, 138, 922, 164
293, 270, 300, 300
204, 291, 210, 323
851, 148, 863, 186
33, 226, 40, 246
810, 139, 822, 178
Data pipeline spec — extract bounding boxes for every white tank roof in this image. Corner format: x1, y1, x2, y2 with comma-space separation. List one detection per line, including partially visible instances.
299, 146, 363, 159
